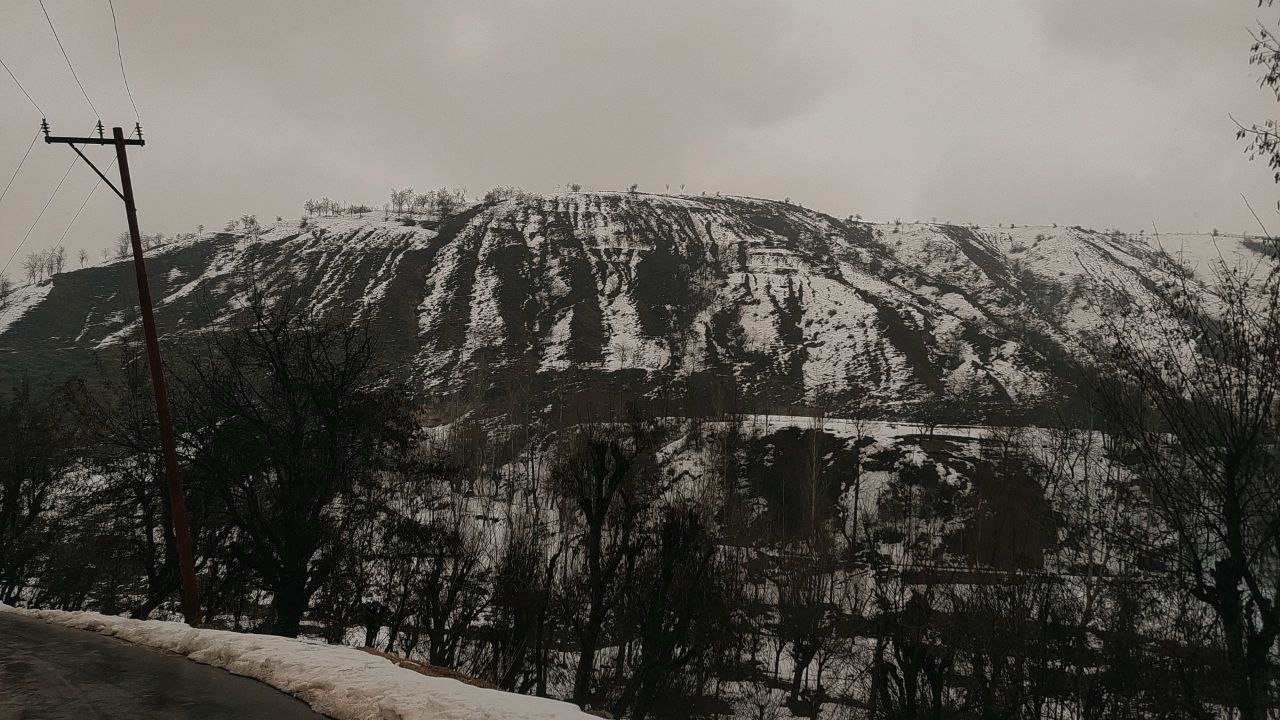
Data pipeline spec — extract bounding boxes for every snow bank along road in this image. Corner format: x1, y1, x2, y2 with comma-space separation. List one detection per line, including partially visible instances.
0, 606, 597, 720
0, 608, 325, 719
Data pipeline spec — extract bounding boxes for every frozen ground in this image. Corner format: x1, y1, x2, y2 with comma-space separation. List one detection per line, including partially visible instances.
0, 604, 595, 720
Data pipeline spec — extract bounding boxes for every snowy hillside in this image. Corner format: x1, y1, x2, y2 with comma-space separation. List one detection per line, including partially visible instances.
0, 192, 1239, 420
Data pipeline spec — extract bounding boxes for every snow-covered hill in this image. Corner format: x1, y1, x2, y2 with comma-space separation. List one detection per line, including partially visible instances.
0, 192, 1245, 420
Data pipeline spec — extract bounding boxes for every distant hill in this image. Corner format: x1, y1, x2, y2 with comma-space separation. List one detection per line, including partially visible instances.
0, 192, 1239, 421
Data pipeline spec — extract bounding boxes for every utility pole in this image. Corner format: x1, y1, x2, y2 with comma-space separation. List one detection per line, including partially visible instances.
43, 121, 201, 626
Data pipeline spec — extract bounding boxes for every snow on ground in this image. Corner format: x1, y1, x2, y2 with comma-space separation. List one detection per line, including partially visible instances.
0, 280, 53, 337
0, 605, 595, 720
1156, 232, 1262, 278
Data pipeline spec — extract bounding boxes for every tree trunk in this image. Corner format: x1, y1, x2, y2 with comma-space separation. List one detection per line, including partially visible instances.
1213, 561, 1271, 720
572, 610, 602, 707
573, 525, 608, 707
790, 650, 810, 702
266, 574, 310, 637
131, 573, 179, 620
1222, 608, 1270, 720
868, 634, 886, 718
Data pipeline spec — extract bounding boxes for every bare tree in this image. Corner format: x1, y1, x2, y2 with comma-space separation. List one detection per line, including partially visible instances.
776, 544, 838, 710
175, 289, 414, 636
390, 187, 414, 217
65, 345, 236, 620
551, 418, 657, 708
487, 514, 556, 692
110, 233, 132, 260
21, 252, 41, 283
239, 215, 260, 241
0, 383, 78, 604
1238, 6, 1280, 190
354, 453, 492, 670
1095, 252, 1280, 720
410, 191, 431, 216
611, 506, 737, 720
433, 187, 465, 220
483, 186, 530, 204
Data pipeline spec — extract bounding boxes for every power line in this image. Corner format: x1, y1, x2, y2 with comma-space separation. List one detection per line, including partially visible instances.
0, 131, 41, 210
2, 157, 76, 278
38, 0, 100, 120
107, 0, 140, 120
3, 125, 138, 280
0, 55, 45, 116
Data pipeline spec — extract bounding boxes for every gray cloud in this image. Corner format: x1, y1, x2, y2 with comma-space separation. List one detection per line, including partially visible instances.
0, 1, 1276, 267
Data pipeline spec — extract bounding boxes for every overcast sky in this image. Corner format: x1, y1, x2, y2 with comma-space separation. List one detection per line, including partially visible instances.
1, 1, 1277, 267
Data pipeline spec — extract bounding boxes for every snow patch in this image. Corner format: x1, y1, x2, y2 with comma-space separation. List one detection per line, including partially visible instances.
0, 281, 52, 336
0, 605, 596, 720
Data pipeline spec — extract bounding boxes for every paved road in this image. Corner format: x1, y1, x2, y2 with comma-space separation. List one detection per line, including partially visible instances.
0, 611, 328, 719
